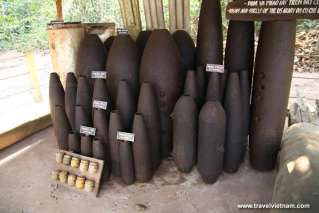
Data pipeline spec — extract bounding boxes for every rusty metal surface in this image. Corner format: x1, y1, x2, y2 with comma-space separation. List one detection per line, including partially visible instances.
65, 73, 77, 132
250, 21, 296, 171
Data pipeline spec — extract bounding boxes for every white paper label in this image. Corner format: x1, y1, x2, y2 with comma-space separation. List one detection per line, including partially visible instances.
117, 28, 129, 35
80, 126, 96, 136
206, 64, 225, 73
93, 100, 108, 110
116, 131, 135, 142
91, 71, 107, 79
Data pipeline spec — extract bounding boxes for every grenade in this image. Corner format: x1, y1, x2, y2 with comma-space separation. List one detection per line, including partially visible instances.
106, 34, 140, 106
76, 76, 92, 120
108, 111, 123, 177
119, 140, 135, 185
54, 105, 71, 150
132, 113, 153, 182
137, 83, 161, 170
172, 96, 197, 173
239, 70, 250, 162
116, 80, 137, 131
65, 72, 77, 131
198, 101, 226, 184
49, 72, 65, 123
184, 70, 199, 105
140, 29, 183, 157
68, 132, 80, 153
136, 30, 152, 53
75, 34, 107, 86
206, 72, 220, 102
223, 72, 242, 173
172, 30, 195, 72
250, 21, 296, 171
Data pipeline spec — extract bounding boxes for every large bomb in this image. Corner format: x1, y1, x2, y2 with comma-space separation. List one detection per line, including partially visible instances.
75, 34, 107, 86
81, 135, 92, 157
119, 140, 135, 185
92, 79, 111, 118
196, 66, 206, 106
136, 30, 152, 53
184, 70, 199, 105
206, 72, 220, 102
223, 72, 242, 173
172, 96, 197, 173
172, 30, 195, 72
106, 34, 140, 105
68, 132, 80, 153
49, 73, 65, 123
197, 101, 225, 184
137, 83, 161, 170
76, 77, 92, 120
116, 80, 137, 131
54, 105, 71, 150
196, 0, 223, 68
65, 72, 77, 131
250, 21, 296, 171
140, 29, 183, 157
75, 105, 92, 134
108, 111, 122, 177
132, 114, 153, 182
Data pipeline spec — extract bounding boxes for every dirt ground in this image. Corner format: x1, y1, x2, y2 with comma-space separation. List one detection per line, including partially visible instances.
0, 127, 275, 213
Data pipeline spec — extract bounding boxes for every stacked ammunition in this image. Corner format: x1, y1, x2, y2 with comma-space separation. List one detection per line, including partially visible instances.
50, 0, 295, 185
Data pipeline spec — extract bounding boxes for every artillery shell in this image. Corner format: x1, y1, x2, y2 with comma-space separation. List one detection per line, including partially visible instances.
196, 0, 223, 68
93, 139, 110, 179
197, 101, 226, 184
250, 21, 296, 171
223, 72, 242, 173
119, 140, 135, 185
65, 72, 77, 131
92, 78, 111, 117
76, 76, 92, 120
172, 30, 195, 72
132, 113, 153, 182
75, 105, 92, 133
116, 80, 137, 131
49, 73, 65, 123
206, 72, 220, 102
137, 83, 161, 170
196, 66, 206, 107
68, 132, 80, 153
184, 70, 199, 105
108, 111, 123, 177
136, 30, 152, 53
81, 135, 92, 157
75, 34, 107, 86
106, 34, 140, 106
140, 29, 183, 157
172, 96, 197, 173
54, 105, 71, 150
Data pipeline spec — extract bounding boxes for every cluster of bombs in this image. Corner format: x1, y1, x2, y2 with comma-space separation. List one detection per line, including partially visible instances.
52, 151, 98, 192
50, 0, 296, 184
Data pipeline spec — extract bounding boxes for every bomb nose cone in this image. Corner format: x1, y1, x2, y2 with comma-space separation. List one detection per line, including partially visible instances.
54, 105, 71, 150
132, 113, 153, 182
136, 30, 152, 53
49, 72, 65, 122
198, 101, 226, 184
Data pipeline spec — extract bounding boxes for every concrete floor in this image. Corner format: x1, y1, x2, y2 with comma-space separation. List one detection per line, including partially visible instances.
0, 127, 275, 213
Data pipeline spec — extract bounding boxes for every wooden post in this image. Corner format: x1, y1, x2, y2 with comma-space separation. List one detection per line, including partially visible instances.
155, 0, 165, 29
183, 0, 190, 32
143, 0, 152, 29
169, 0, 177, 32
55, 0, 63, 21
176, 0, 184, 30
25, 51, 42, 102
118, 0, 142, 39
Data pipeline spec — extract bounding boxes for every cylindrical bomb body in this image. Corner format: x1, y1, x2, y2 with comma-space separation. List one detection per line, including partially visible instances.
65, 72, 77, 131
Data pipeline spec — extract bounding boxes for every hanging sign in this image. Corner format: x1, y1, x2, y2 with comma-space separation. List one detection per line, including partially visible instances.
226, 0, 319, 21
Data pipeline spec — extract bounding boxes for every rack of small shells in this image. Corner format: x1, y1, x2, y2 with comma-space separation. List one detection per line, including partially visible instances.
51, 150, 104, 197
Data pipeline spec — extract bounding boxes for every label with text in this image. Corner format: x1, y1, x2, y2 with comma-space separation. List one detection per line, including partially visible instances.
91, 71, 107, 79
80, 126, 96, 136
93, 100, 108, 110
116, 131, 135, 142
206, 64, 225, 73
226, 0, 319, 20
117, 28, 129, 35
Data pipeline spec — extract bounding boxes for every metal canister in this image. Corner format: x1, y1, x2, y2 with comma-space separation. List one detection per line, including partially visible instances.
59, 171, 68, 183
88, 162, 98, 174
79, 160, 89, 172
84, 179, 95, 192
75, 176, 85, 190
51, 170, 60, 181
63, 154, 71, 165
67, 174, 76, 186
71, 157, 80, 168
56, 151, 64, 163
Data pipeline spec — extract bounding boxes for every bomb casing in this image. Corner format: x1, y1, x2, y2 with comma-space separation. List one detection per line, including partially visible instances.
81, 135, 92, 157
54, 105, 71, 150
184, 70, 199, 105
49, 73, 65, 123
119, 140, 135, 185
65, 72, 77, 131
76, 76, 92, 120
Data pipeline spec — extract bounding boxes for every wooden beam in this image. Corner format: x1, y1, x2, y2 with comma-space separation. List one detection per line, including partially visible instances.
118, 0, 141, 39
155, 0, 165, 29
176, 0, 184, 30
183, 0, 190, 32
25, 51, 42, 102
55, 0, 63, 21
169, 0, 176, 32
143, 0, 152, 30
